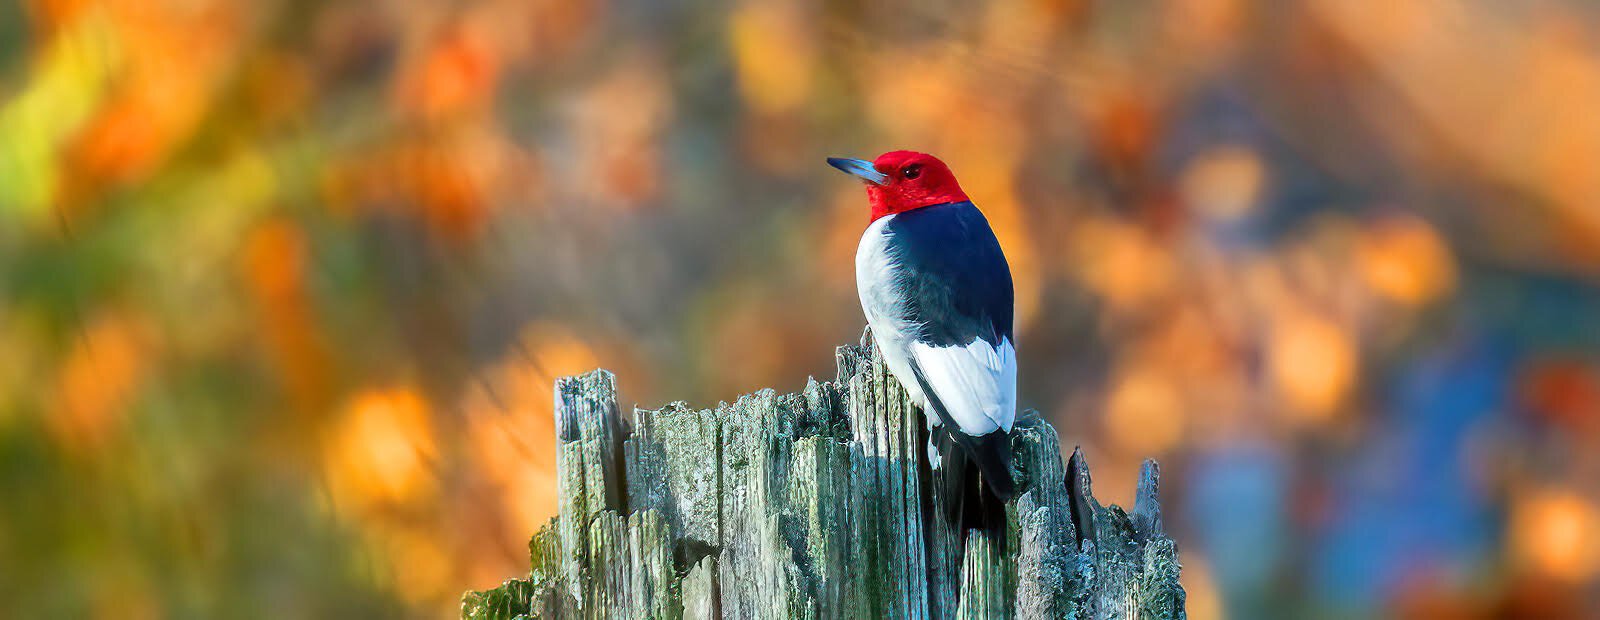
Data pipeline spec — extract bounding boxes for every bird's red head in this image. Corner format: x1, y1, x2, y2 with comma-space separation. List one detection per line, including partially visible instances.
828, 151, 970, 221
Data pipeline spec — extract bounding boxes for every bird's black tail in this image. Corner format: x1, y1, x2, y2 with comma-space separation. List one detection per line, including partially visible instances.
968, 429, 1015, 502
931, 424, 1013, 541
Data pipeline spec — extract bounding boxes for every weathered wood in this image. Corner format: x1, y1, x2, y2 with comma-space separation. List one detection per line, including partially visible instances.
1011, 414, 1087, 618
554, 371, 627, 610
681, 555, 719, 619
580, 509, 674, 618
464, 334, 1187, 619
717, 390, 799, 618
959, 530, 1010, 619
626, 402, 721, 562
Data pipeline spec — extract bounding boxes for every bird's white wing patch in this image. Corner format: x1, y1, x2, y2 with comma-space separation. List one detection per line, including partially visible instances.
910, 337, 1017, 435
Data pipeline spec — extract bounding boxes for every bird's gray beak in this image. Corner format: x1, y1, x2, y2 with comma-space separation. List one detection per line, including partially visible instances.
827, 157, 887, 186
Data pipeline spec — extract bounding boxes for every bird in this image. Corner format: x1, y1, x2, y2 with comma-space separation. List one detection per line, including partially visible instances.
827, 150, 1017, 533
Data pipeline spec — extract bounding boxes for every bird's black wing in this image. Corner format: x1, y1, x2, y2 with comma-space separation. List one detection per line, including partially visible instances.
882, 202, 1017, 505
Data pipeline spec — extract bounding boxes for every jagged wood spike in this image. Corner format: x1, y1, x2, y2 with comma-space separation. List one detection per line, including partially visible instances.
1066, 446, 1098, 551
1131, 459, 1163, 544
681, 555, 719, 619
554, 371, 627, 609
1011, 412, 1084, 618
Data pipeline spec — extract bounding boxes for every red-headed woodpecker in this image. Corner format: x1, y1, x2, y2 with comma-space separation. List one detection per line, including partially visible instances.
828, 151, 1016, 529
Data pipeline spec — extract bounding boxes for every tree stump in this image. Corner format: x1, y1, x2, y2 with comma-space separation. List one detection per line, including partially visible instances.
462, 334, 1186, 619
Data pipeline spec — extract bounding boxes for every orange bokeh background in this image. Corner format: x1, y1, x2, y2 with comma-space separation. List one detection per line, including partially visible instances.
3, 0, 1600, 617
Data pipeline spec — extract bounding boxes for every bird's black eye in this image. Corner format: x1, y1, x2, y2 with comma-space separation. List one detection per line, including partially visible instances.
902, 164, 922, 180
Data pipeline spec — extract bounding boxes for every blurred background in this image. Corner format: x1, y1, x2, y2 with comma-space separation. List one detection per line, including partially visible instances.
3, 0, 1599, 617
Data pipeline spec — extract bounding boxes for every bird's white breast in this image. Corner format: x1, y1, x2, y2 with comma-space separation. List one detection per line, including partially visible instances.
855, 214, 930, 411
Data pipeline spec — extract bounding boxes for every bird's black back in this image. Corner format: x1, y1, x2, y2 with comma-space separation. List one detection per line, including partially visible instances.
879, 201, 1014, 349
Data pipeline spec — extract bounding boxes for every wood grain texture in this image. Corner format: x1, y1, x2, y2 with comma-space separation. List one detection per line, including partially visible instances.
463, 334, 1186, 619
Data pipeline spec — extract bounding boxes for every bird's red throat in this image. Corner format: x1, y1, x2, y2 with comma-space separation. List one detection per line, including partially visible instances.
866, 184, 970, 221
